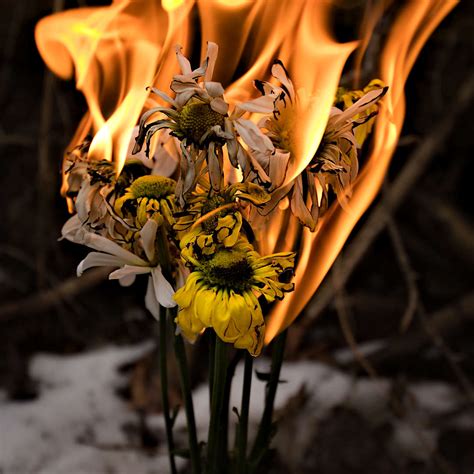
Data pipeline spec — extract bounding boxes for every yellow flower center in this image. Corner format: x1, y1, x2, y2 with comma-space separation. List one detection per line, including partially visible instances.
130, 175, 176, 200
178, 99, 225, 145
272, 106, 295, 154
201, 249, 253, 291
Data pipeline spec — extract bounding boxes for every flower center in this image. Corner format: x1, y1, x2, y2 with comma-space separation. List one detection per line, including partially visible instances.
201, 249, 253, 291
178, 99, 225, 145
201, 195, 226, 233
272, 106, 295, 154
130, 175, 176, 200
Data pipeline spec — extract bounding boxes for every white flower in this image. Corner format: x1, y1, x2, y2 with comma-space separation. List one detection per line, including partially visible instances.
254, 60, 386, 231
61, 215, 179, 317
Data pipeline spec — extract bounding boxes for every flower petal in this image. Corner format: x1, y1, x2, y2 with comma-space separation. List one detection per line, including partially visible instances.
77, 252, 124, 277
140, 219, 158, 261
204, 41, 218, 82
145, 276, 160, 320
109, 265, 152, 287
175, 44, 192, 75
152, 266, 176, 308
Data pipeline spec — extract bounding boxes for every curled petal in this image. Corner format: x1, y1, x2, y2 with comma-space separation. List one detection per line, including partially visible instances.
175, 44, 192, 75
210, 97, 229, 115
205, 81, 225, 98
204, 41, 218, 82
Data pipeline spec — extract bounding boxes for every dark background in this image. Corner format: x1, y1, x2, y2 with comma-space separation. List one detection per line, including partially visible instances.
0, 1, 473, 473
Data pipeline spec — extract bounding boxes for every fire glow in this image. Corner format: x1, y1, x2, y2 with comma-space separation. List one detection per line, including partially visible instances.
35, 0, 457, 343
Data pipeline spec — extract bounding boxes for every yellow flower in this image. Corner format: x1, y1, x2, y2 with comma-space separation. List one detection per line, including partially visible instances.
174, 239, 295, 356
114, 175, 177, 229
176, 182, 270, 258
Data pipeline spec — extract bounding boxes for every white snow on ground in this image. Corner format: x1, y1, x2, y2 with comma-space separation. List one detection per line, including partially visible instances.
1, 343, 472, 473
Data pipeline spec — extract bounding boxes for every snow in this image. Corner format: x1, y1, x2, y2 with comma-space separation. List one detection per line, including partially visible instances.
1, 343, 472, 473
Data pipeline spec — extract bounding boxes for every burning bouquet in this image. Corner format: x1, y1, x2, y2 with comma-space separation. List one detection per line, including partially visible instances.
61, 42, 385, 473
34, 0, 456, 471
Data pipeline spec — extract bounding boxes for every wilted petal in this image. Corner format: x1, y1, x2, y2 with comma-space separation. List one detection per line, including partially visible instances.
271, 60, 295, 100
234, 119, 274, 154
237, 95, 276, 114
204, 41, 218, 82
175, 44, 192, 75
290, 175, 316, 231
205, 81, 225, 98
210, 97, 229, 115
207, 142, 221, 191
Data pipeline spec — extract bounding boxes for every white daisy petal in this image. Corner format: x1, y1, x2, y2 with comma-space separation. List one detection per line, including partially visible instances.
80, 231, 147, 266
140, 219, 159, 262
145, 276, 160, 320
77, 252, 125, 277
109, 265, 151, 285
60, 214, 82, 241
152, 266, 176, 308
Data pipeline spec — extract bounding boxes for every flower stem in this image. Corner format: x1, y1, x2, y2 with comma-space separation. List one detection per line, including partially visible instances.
171, 309, 201, 474
236, 351, 253, 474
208, 331, 216, 407
207, 336, 228, 474
158, 305, 178, 474
249, 330, 287, 471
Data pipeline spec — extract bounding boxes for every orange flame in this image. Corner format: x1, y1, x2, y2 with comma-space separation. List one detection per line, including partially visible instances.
264, 0, 458, 342
35, 0, 456, 343
35, 0, 193, 194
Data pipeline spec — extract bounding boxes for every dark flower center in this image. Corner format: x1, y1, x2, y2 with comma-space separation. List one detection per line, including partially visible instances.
178, 100, 225, 145
201, 249, 253, 291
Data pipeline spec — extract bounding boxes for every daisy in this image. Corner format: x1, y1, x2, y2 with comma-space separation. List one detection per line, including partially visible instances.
175, 181, 270, 258
174, 239, 295, 356
255, 61, 387, 230
62, 215, 181, 317
132, 42, 274, 203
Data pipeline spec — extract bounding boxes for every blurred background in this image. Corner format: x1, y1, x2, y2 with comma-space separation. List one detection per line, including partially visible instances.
0, 1, 473, 473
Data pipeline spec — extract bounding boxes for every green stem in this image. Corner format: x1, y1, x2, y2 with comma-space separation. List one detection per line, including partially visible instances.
171, 309, 201, 474
208, 331, 216, 407
236, 352, 253, 474
249, 330, 287, 471
159, 305, 178, 474
207, 336, 228, 474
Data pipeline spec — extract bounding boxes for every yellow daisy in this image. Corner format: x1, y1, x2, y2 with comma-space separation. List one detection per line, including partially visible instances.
114, 175, 177, 229
174, 239, 295, 356
176, 182, 270, 259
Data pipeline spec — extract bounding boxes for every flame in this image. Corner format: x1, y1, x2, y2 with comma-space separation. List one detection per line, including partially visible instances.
35, 0, 456, 343
264, 0, 458, 342
35, 0, 194, 194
